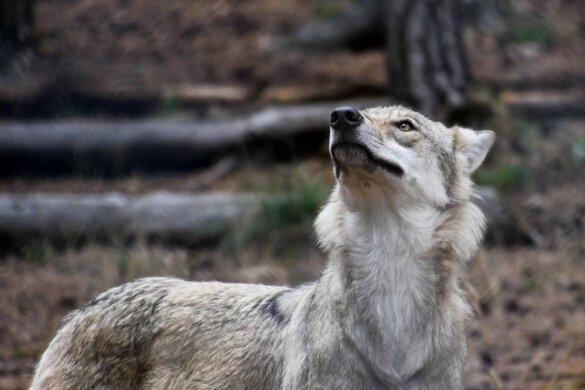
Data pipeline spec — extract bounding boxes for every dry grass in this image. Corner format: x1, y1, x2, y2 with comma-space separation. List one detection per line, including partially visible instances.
465, 248, 585, 389
2, 243, 584, 390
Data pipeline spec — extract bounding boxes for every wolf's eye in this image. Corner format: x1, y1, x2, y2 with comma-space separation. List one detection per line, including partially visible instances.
397, 120, 415, 132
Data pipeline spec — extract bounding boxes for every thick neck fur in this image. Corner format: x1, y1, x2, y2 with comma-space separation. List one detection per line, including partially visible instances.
314, 184, 485, 382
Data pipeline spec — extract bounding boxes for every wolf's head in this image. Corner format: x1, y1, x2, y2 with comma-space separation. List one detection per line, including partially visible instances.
316, 105, 495, 262
328, 105, 494, 211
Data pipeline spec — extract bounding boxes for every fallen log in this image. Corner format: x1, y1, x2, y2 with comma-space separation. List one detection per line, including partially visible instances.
502, 91, 585, 120
164, 84, 252, 103
0, 187, 529, 250
0, 192, 258, 248
0, 98, 385, 176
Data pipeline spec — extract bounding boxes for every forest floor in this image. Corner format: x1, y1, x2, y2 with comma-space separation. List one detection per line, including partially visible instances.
1, 0, 585, 389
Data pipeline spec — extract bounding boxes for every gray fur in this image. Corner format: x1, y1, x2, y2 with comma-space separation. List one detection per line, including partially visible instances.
30, 106, 494, 389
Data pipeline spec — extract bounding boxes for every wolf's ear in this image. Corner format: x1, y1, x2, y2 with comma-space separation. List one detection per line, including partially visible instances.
453, 126, 495, 173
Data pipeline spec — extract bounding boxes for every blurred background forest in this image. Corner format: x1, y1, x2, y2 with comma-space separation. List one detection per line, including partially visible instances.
0, 0, 584, 389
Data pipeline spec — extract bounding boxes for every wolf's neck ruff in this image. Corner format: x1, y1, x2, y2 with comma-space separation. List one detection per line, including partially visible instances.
343, 204, 442, 329
316, 188, 480, 382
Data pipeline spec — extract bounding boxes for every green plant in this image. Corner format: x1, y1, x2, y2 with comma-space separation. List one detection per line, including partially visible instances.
18, 242, 52, 264
572, 138, 585, 160
510, 117, 539, 139
116, 252, 133, 278
474, 163, 528, 192
231, 179, 328, 250
314, 0, 345, 21
159, 92, 182, 114
506, 21, 556, 46
259, 181, 326, 226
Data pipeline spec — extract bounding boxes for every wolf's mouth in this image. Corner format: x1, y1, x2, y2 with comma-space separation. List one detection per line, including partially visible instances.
331, 142, 404, 177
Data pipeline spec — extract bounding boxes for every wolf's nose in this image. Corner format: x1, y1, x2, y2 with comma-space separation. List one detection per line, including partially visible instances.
331, 107, 363, 131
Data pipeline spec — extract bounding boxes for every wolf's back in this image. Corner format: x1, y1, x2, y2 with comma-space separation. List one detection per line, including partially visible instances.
30, 277, 289, 390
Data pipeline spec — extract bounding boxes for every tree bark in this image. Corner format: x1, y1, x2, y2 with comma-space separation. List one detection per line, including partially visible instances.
0, 0, 36, 69
387, 0, 470, 117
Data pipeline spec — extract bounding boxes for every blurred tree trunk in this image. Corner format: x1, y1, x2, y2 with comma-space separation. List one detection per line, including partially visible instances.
273, 0, 490, 118
0, 0, 36, 69
387, 0, 469, 117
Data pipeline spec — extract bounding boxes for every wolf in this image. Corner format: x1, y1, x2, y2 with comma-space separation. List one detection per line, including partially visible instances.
30, 105, 494, 389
